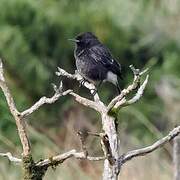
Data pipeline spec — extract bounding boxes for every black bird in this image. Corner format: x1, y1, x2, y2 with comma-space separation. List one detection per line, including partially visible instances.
69, 32, 123, 93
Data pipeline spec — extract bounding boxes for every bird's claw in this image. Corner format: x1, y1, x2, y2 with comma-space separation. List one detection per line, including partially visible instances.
79, 79, 86, 87
90, 88, 97, 96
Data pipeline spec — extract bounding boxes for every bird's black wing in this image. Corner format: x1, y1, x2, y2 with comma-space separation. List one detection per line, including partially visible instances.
88, 44, 122, 79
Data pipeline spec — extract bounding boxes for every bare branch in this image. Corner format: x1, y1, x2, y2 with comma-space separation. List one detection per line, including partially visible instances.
107, 65, 149, 111
56, 67, 75, 79
0, 152, 22, 164
56, 67, 101, 102
124, 75, 149, 105
0, 59, 30, 156
69, 92, 104, 112
35, 149, 105, 168
19, 68, 105, 117
121, 125, 180, 165
0, 60, 20, 116
114, 75, 149, 108
21, 89, 72, 118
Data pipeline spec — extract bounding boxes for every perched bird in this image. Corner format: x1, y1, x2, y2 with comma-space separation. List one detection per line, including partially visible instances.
69, 32, 123, 93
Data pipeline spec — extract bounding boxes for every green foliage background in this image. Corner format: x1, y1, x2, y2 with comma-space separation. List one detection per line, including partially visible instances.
0, 0, 180, 179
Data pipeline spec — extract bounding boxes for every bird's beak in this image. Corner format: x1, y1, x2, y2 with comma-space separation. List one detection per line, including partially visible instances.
68, 38, 80, 43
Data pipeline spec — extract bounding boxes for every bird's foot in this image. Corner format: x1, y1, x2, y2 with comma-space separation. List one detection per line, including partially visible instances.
79, 79, 86, 87
90, 88, 97, 96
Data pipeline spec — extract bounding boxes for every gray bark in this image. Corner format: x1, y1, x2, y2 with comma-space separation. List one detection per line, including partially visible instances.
174, 135, 180, 180
102, 113, 120, 180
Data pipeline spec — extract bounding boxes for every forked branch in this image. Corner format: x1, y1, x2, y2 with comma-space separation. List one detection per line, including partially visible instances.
69, 92, 102, 112
114, 75, 149, 108
107, 65, 149, 112
0, 152, 22, 164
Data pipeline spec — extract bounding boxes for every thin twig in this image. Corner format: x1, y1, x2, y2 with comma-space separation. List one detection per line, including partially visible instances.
87, 132, 101, 137
21, 89, 72, 117
120, 125, 180, 165
124, 75, 149, 106
107, 65, 149, 111
0, 60, 20, 116
0, 152, 22, 164
114, 75, 149, 108
70, 92, 104, 112
35, 149, 105, 168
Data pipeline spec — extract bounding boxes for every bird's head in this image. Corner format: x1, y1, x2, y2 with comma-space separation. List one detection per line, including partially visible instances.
69, 32, 100, 48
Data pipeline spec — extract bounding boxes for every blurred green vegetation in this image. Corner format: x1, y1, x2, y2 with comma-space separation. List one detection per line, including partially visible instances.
0, 0, 180, 179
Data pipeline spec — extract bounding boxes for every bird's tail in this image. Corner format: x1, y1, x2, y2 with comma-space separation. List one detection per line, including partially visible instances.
118, 73, 123, 80
115, 66, 123, 80
116, 81, 121, 94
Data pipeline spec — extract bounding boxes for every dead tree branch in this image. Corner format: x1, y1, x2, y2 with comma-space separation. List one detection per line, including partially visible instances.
114, 75, 149, 108
121, 125, 180, 164
69, 91, 103, 112
0, 59, 73, 155
21, 88, 72, 118
0, 150, 105, 167
107, 65, 149, 112
35, 149, 105, 168
0, 152, 22, 164
0, 59, 30, 156
36, 125, 180, 168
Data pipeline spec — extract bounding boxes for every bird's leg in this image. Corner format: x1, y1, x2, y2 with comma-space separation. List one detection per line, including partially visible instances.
116, 82, 121, 94
78, 78, 97, 95
90, 88, 97, 96
79, 78, 86, 87
90, 81, 102, 96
